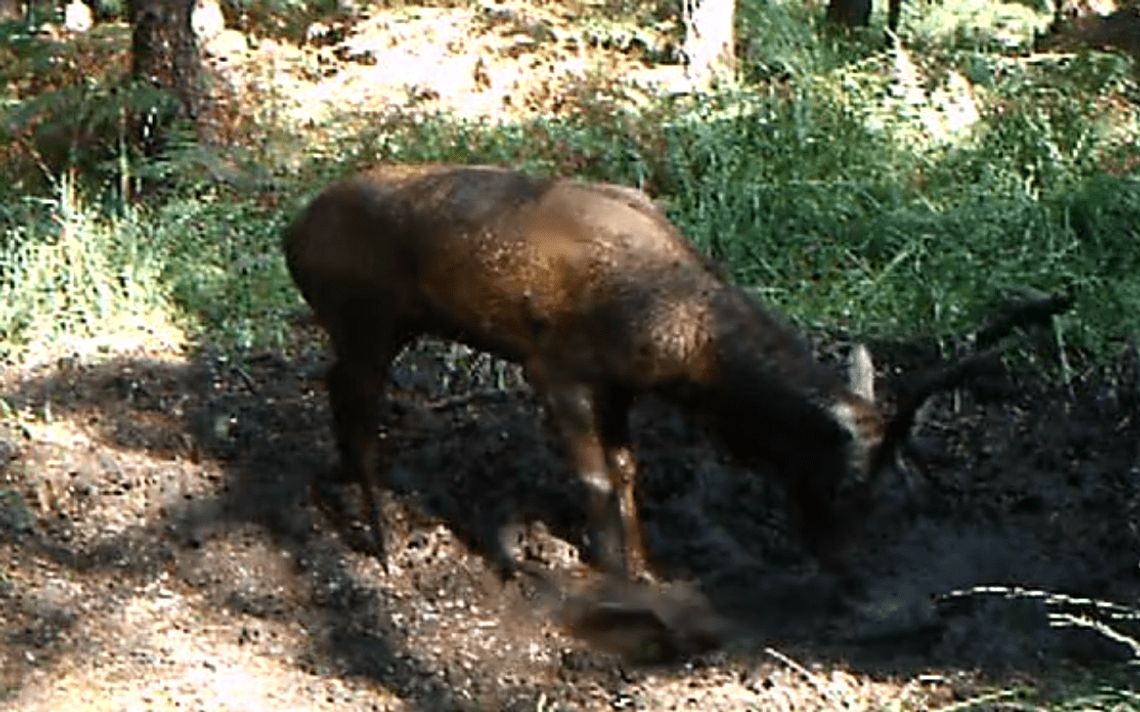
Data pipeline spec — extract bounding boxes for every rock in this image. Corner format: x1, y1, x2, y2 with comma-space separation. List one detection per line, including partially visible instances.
193, 0, 225, 42
63, 0, 92, 33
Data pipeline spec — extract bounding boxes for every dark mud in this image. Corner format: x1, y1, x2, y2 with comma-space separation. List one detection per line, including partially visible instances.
0, 331, 1137, 710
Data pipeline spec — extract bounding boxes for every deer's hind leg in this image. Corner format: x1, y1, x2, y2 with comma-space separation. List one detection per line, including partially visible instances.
321, 299, 407, 567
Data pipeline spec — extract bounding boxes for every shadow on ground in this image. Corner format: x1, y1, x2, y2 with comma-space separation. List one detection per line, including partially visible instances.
0, 332, 1138, 709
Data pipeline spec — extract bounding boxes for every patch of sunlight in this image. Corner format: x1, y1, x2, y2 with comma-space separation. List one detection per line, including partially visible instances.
863, 45, 982, 155
911, 0, 1049, 51
920, 70, 982, 142
9, 580, 399, 712
20, 309, 188, 373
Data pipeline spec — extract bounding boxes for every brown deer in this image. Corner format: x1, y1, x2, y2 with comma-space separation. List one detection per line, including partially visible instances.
283, 164, 915, 582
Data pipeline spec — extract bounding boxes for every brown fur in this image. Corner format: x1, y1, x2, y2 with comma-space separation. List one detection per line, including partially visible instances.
283, 164, 887, 579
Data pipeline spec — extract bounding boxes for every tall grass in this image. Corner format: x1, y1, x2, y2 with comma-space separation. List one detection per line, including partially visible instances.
1, 0, 1138, 365
0, 172, 174, 364
146, 195, 297, 351
337, 51, 1139, 354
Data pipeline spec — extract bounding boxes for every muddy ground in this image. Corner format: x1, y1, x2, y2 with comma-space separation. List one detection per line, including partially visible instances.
0, 325, 1137, 711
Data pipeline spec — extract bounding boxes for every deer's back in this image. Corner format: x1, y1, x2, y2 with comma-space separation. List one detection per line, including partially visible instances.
283, 165, 727, 387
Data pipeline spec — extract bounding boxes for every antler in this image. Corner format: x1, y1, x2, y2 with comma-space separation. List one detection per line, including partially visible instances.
975, 291, 1074, 350
868, 292, 1074, 488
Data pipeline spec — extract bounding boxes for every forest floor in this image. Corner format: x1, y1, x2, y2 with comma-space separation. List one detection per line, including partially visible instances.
2, 3, 1139, 710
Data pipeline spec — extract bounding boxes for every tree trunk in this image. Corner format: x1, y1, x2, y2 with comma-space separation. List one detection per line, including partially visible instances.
826, 0, 872, 27
825, 0, 903, 34
887, 0, 902, 33
682, 0, 735, 91
128, 0, 202, 153
829, 0, 907, 42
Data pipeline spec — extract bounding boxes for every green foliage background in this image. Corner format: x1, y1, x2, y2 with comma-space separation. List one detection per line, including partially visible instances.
1, 0, 1138, 365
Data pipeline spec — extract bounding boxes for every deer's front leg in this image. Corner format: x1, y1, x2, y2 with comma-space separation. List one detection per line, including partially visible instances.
536, 379, 629, 577
594, 386, 650, 580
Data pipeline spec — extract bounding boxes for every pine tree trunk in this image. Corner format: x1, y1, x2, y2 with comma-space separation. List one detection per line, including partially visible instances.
826, 0, 903, 41
887, 0, 902, 33
826, 0, 871, 27
128, 0, 202, 153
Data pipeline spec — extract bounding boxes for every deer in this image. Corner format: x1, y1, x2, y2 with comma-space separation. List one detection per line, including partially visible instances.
282, 164, 958, 584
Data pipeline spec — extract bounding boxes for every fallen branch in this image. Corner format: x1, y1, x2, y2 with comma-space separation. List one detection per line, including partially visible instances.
764, 646, 846, 708
931, 687, 1031, 712
1050, 612, 1140, 662
934, 584, 1140, 665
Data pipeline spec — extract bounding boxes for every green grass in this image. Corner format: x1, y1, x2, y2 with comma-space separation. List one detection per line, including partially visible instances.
336, 67, 1139, 355
1, 0, 1138, 367
147, 195, 298, 351
0, 172, 172, 362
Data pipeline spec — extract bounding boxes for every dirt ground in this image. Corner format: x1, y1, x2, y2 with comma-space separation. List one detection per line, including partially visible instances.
0, 321, 1138, 711
2, 3, 1139, 710
193, 0, 691, 157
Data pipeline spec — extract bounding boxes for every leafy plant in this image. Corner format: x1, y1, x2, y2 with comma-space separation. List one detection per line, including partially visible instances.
0, 171, 173, 362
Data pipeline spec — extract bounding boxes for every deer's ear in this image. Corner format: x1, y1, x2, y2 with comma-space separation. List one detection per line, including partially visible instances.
849, 344, 875, 402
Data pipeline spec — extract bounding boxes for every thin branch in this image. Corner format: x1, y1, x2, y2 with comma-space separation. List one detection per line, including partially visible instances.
764, 646, 846, 708
1049, 612, 1140, 660
932, 688, 1032, 712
